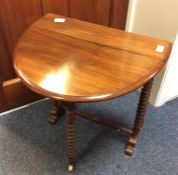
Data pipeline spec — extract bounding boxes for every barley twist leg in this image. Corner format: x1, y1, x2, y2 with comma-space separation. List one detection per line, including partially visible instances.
125, 79, 153, 155
48, 100, 64, 124
66, 105, 76, 172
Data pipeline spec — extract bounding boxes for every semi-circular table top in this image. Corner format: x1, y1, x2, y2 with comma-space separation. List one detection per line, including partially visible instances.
14, 13, 172, 102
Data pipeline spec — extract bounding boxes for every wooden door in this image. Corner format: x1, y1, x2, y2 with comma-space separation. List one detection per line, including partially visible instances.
70, 0, 129, 29
0, 0, 129, 113
110, 0, 129, 29
42, 0, 70, 16
70, 0, 111, 26
0, 0, 43, 113
42, 0, 129, 29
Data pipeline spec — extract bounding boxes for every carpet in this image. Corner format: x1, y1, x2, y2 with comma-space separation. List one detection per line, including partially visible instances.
0, 91, 178, 175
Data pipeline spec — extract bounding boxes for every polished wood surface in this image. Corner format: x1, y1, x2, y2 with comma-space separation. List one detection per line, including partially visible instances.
0, 0, 128, 81
14, 13, 172, 102
0, 1, 129, 112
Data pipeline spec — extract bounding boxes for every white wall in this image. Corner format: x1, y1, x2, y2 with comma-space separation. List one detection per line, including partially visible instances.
126, 0, 178, 106
127, 0, 178, 42
152, 33, 178, 105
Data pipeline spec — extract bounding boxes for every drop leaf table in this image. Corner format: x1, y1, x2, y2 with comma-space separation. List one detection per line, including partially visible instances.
13, 13, 172, 171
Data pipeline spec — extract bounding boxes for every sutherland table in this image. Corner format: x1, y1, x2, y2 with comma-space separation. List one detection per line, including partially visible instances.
13, 13, 172, 171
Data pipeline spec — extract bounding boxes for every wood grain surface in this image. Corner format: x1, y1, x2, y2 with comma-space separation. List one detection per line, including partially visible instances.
70, 0, 111, 26
13, 13, 172, 102
42, 0, 70, 16
110, 0, 129, 29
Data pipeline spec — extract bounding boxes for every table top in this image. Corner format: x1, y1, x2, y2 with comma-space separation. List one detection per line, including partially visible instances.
14, 13, 172, 102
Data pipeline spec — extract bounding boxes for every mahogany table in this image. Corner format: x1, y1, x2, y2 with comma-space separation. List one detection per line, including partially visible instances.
13, 13, 172, 171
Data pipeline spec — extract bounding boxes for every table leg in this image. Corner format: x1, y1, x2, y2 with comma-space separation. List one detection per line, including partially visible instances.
66, 104, 76, 172
48, 100, 64, 124
125, 79, 153, 155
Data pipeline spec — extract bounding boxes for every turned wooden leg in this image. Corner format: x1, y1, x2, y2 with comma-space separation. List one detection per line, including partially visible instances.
48, 100, 64, 124
125, 79, 153, 155
66, 105, 76, 172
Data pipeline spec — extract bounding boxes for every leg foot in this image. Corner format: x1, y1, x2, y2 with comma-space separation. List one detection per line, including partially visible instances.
125, 136, 138, 156
68, 164, 74, 172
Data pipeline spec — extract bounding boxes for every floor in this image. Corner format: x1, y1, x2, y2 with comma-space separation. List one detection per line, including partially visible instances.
0, 91, 178, 175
